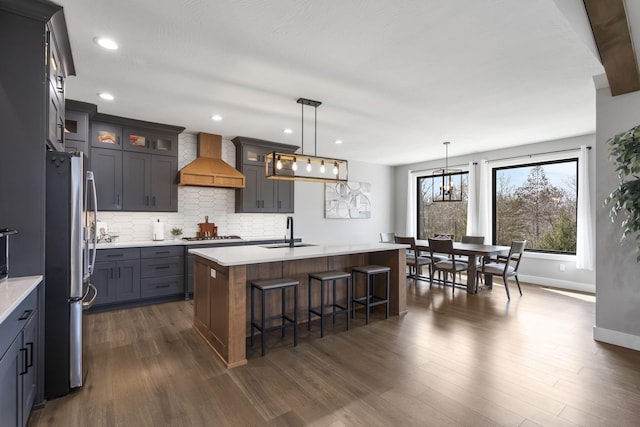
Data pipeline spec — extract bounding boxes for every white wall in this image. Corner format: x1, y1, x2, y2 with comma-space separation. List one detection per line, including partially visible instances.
594, 87, 640, 351
393, 134, 597, 292
294, 160, 395, 243
98, 134, 394, 243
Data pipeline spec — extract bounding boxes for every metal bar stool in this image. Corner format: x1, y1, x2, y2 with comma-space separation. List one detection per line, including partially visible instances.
308, 271, 351, 337
250, 277, 299, 356
351, 265, 390, 325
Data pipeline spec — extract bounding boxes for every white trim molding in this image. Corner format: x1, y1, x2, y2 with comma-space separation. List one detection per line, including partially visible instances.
593, 326, 640, 352
518, 274, 595, 294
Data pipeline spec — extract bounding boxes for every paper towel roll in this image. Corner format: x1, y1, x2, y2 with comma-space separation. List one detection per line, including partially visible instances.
153, 220, 164, 241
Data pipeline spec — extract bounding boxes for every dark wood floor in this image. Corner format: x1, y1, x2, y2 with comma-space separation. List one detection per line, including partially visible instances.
29, 279, 640, 426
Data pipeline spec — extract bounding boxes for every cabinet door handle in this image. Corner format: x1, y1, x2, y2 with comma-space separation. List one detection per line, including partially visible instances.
18, 309, 33, 321
26, 342, 34, 368
20, 349, 28, 375
152, 196, 156, 206
117, 194, 121, 206
118, 267, 121, 278
57, 123, 64, 144
155, 265, 170, 270
278, 201, 281, 209
107, 253, 124, 257
156, 284, 171, 289
146, 196, 149, 206
57, 76, 64, 94
155, 251, 170, 255
117, 136, 120, 145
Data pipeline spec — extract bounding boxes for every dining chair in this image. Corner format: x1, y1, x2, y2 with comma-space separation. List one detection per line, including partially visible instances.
394, 236, 431, 284
379, 232, 395, 243
481, 240, 526, 300
427, 238, 467, 295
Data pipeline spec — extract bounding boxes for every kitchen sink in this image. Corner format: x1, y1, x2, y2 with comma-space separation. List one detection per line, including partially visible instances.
261, 243, 317, 249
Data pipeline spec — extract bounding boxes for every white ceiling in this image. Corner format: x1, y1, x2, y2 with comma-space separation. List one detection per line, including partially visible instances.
57, 0, 604, 166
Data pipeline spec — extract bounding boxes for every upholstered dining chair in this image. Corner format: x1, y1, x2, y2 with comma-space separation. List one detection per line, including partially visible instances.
394, 236, 431, 284
427, 238, 467, 295
379, 232, 395, 243
481, 240, 526, 300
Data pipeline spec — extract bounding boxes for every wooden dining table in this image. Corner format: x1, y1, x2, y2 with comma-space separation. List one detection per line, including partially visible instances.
415, 240, 510, 293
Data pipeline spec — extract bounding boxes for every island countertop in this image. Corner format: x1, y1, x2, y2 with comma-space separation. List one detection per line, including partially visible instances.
189, 242, 408, 266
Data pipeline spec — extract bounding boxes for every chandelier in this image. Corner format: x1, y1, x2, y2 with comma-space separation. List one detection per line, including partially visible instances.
432, 141, 463, 202
265, 98, 348, 183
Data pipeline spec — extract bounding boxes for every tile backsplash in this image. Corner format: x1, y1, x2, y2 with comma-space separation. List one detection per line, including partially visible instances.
96, 133, 289, 241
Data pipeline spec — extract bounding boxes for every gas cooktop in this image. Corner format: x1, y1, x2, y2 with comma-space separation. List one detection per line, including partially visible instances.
182, 235, 243, 241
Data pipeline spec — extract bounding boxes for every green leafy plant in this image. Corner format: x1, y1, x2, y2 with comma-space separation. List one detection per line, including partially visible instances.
604, 125, 640, 262
170, 227, 183, 237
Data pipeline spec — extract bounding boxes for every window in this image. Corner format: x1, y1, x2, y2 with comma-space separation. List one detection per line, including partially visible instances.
492, 159, 578, 254
417, 172, 468, 240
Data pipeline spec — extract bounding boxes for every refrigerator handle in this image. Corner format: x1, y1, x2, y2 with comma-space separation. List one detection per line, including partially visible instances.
82, 283, 98, 310
86, 171, 98, 275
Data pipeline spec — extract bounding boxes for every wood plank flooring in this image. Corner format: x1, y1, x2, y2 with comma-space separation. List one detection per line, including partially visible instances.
28, 280, 640, 426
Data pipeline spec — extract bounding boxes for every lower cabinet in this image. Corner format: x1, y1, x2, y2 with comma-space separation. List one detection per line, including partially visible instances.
0, 286, 38, 427
92, 246, 183, 309
93, 248, 141, 306
140, 246, 183, 298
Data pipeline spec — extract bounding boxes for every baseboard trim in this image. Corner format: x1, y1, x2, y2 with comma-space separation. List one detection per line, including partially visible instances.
518, 274, 595, 294
593, 326, 640, 351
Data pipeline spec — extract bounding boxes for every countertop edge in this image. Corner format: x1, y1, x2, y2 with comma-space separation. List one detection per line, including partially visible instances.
0, 275, 43, 325
189, 243, 409, 267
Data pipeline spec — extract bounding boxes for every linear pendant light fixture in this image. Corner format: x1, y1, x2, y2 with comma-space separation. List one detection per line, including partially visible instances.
432, 141, 463, 202
266, 98, 348, 183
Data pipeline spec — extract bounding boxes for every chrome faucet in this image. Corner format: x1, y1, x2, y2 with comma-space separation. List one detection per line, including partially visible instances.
286, 216, 294, 248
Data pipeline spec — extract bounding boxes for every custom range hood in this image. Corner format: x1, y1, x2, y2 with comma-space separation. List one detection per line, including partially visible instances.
179, 133, 245, 188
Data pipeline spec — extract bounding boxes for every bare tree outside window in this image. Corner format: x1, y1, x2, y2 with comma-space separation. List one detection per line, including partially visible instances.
493, 159, 578, 253
417, 173, 468, 240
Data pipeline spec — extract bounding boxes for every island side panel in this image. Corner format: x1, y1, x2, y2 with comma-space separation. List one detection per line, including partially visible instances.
192, 255, 248, 368
368, 249, 406, 315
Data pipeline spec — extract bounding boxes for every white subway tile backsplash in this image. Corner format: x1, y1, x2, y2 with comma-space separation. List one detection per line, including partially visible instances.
97, 133, 289, 241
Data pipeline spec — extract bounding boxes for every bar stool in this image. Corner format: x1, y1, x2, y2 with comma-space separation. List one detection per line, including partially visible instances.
351, 265, 390, 325
250, 277, 299, 356
308, 271, 351, 337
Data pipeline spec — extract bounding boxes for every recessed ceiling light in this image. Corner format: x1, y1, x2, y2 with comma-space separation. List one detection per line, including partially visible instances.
211, 115, 222, 121
283, 128, 293, 134
95, 37, 118, 50
98, 92, 114, 101
335, 140, 343, 144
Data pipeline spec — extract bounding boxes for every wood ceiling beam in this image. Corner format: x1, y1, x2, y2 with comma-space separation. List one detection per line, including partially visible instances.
583, 0, 640, 96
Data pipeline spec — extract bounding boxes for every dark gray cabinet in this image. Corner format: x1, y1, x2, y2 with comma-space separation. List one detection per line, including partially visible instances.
140, 246, 184, 298
64, 100, 95, 157
232, 137, 298, 213
123, 128, 178, 156
89, 115, 182, 212
93, 249, 141, 306
91, 122, 123, 150
92, 148, 123, 211
46, 22, 70, 153
122, 152, 178, 212
0, 286, 38, 427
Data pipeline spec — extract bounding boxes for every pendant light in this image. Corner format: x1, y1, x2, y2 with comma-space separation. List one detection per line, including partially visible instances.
266, 98, 348, 183
432, 141, 463, 202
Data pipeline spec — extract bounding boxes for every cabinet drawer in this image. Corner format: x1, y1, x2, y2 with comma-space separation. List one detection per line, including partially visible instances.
96, 248, 140, 263
0, 287, 37, 360
141, 256, 184, 278
140, 275, 184, 298
140, 246, 183, 259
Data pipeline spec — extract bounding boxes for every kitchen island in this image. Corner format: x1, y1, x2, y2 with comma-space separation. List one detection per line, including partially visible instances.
189, 242, 407, 368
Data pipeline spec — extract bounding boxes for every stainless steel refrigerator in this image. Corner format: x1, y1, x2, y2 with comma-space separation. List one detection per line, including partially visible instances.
45, 151, 98, 399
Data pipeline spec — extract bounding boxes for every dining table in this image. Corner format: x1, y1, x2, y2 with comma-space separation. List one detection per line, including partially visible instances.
415, 240, 510, 293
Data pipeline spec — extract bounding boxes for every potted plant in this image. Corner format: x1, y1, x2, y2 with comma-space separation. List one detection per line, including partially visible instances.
604, 125, 640, 262
170, 227, 183, 240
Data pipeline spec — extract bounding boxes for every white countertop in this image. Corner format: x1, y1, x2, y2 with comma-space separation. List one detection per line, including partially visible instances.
95, 236, 295, 249
189, 242, 408, 266
0, 275, 42, 324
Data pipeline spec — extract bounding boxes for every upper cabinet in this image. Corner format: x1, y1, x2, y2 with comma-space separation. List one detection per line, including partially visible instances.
46, 18, 72, 153
87, 113, 184, 212
64, 99, 95, 158
232, 137, 298, 214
